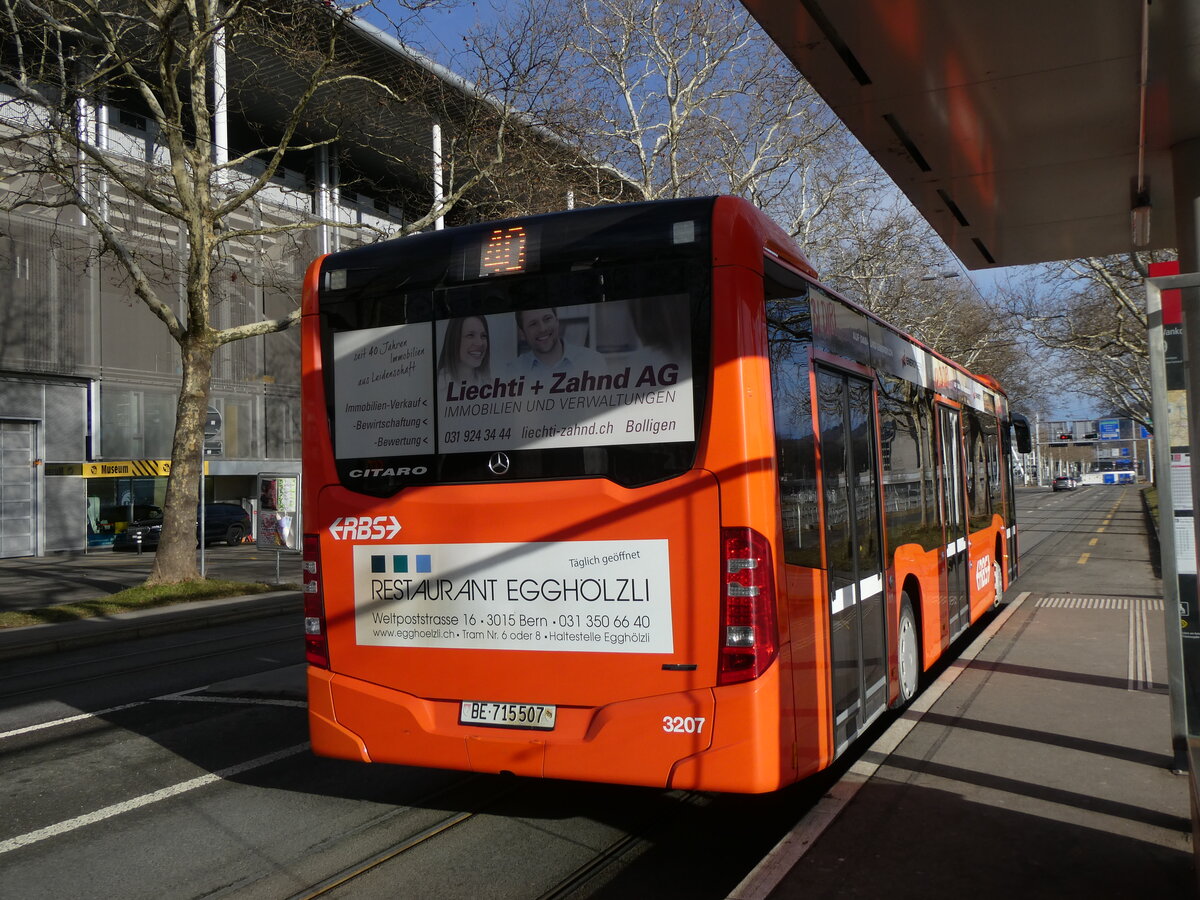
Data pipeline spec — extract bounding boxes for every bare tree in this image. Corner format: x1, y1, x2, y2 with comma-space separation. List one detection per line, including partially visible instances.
0, 0, 590, 582
800, 193, 1041, 409
996, 252, 1174, 425
474, 0, 847, 205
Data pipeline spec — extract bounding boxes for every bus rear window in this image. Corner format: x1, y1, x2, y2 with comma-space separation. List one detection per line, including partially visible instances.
317, 202, 713, 494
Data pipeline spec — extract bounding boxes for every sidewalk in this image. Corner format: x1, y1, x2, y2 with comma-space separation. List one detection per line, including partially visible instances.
0, 545, 301, 613
0, 546, 301, 660
734, 590, 1194, 899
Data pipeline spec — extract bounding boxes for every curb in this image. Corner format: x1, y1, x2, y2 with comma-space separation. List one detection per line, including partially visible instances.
0, 591, 302, 661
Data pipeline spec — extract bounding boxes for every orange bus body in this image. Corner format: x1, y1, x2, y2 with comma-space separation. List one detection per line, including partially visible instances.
301, 196, 1019, 793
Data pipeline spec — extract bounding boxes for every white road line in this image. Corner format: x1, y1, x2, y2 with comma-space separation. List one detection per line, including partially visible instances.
159, 694, 307, 708
727, 592, 1030, 900
1, 681, 304, 741
0, 742, 310, 855
0, 703, 146, 741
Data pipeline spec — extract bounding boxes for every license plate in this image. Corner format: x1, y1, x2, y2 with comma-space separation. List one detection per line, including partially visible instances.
459, 700, 557, 731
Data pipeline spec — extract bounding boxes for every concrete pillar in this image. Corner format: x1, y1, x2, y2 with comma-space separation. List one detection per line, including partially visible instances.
432, 122, 444, 230
212, 25, 228, 183
316, 146, 330, 256
330, 154, 340, 253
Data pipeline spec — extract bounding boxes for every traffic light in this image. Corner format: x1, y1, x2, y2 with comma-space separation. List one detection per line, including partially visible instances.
1058, 433, 1072, 440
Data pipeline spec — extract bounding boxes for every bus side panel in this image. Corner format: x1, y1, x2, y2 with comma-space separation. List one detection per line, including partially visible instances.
783, 564, 835, 776
706, 255, 798, 787
967, 519, 1003, 621
300, 256, 333, 522
892, 543, 943, 671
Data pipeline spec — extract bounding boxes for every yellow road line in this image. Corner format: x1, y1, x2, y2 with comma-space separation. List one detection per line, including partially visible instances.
1097, 526, 1106, 533
1089, 538, 1099, 546
1078, 552, 1091, 565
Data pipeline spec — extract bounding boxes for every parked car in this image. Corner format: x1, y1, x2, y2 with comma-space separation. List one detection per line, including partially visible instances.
1052, 475, 1076, 492
112, 503, 251, 551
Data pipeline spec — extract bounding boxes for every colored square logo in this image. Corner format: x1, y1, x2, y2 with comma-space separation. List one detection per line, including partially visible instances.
369, 553, 431, 574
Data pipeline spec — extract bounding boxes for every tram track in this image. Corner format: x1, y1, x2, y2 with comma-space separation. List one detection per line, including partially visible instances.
282, 783, 713, 900
529, 790, 710, 900
281, 774, 521, 900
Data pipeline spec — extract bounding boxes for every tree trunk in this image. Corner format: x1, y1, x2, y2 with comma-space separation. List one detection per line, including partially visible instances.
148, 337, 215, 585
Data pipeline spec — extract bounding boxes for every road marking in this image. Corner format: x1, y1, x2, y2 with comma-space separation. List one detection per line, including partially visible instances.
728, 594, 1029, 900
158, 693, 306, 708
0, 703, 145, 741
1097, 526, 1106, 533
1078, 553, 1091, 565
0, 742, 310, 855
1089, 538, 1099, 546
0, 681, 303, 742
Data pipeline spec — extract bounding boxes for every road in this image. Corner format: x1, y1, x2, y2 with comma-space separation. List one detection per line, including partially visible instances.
0, 485, 1162, 898
1011, 482, 1158, 596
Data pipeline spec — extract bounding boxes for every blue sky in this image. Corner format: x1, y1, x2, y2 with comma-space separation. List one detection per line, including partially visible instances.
404, 2, 491, 66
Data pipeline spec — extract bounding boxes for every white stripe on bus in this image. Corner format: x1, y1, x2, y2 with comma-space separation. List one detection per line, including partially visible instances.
831, 573, 884, 614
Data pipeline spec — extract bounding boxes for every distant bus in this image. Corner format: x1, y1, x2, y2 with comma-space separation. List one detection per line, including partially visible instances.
300, 196, 1031, 793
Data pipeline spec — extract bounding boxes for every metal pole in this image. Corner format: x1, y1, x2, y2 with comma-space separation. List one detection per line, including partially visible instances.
199, 449, 206, 579
1034, 414, 1042, 486
1147, 276, 1189, 772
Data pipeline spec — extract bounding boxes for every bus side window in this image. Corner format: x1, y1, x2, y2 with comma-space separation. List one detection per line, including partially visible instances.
766, 285, 822, 569
879, 374, 940, 553
966, 411, 993, 531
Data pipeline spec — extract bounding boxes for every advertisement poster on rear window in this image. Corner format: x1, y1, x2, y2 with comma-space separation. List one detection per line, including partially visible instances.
333, 322, 435, 459
333, 296, 694, 458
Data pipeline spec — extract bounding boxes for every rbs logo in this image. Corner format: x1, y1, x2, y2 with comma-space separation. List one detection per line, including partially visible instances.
328, 515, 402, 541
974, 554, 992, 590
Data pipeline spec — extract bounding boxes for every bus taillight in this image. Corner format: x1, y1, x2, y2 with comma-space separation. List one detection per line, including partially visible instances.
718, 527, 779, 685
303, 533, 329, 668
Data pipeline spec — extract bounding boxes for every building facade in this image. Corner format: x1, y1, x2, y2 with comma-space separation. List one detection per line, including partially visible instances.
0, 10, 625, 557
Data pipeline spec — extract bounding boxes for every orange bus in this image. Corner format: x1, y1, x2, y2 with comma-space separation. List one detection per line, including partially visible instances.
300, 196, 1031, 793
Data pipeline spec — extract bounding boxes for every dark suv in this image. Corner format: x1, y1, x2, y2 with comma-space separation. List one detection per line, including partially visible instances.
112, 503, 251, 550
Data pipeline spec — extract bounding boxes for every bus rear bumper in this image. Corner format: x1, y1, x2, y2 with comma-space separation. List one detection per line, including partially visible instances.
308, 665, 792, 792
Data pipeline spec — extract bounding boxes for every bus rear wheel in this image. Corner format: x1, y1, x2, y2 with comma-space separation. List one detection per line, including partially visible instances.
993, 559, 1004, 608
896, 594, 919, 706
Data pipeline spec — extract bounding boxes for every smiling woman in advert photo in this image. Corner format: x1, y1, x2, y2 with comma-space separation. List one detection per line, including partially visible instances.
437, 315, 491, 386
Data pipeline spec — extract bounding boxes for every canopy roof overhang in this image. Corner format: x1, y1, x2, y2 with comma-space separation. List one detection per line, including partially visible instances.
742, 0, 1200, 269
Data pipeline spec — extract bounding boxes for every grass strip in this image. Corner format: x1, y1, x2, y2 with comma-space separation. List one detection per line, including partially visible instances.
0, 579, 299, 629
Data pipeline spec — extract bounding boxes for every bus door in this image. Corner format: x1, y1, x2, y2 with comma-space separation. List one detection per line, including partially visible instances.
937, 405, 970, 638
817, 367, 887, 752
